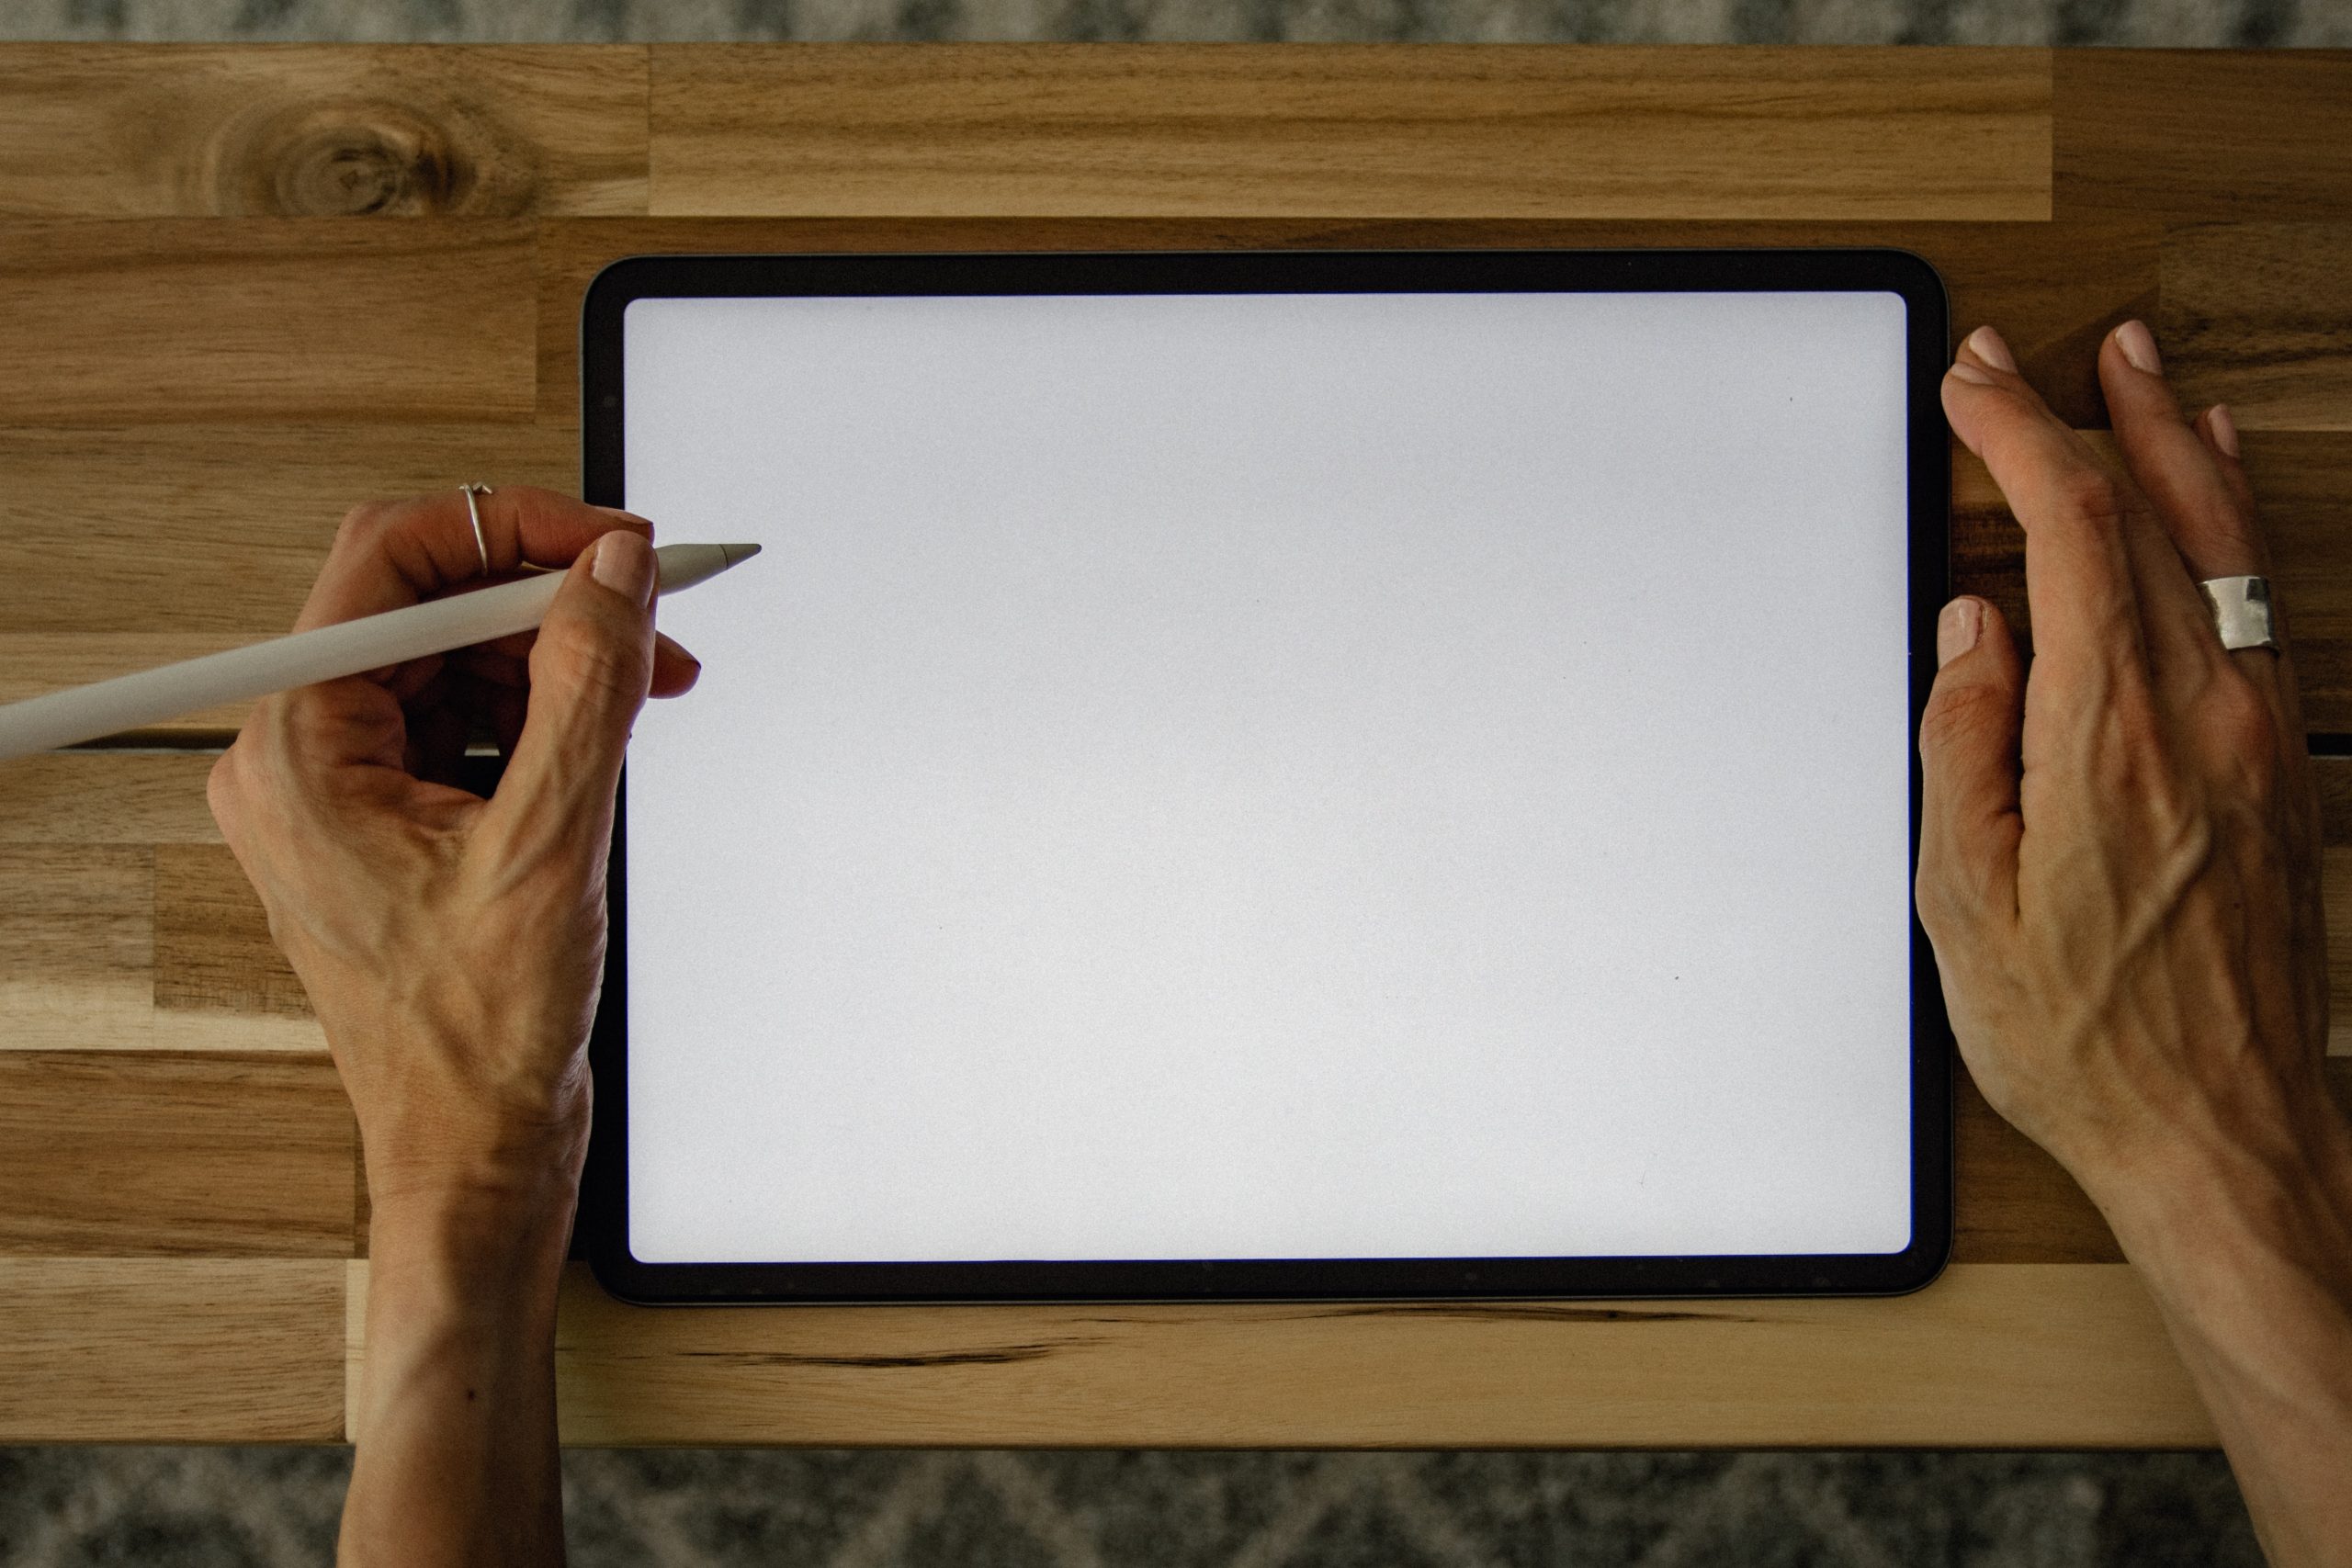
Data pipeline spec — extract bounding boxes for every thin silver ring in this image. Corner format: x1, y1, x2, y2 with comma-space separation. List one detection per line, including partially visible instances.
459, 483, 494, 576
2199, 575, 2278, 653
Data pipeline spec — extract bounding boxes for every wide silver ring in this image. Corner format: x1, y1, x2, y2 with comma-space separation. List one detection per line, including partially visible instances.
2199, 575, 2278, 653
459, 483, 495, 576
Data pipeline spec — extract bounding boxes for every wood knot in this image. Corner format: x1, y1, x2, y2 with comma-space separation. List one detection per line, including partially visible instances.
224, 101, 481, 217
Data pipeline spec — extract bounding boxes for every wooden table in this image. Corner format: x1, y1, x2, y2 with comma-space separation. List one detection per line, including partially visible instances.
2, 43, 2348, 1449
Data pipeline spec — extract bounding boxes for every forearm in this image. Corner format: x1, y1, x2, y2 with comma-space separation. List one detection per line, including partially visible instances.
2090, 1100, 2352, 1568
342, 1185, 577, 1568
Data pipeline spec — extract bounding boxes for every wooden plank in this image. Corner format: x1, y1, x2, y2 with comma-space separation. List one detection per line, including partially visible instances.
0, 421, 579, 732
0, 45, 649, 219
2331, 849, 2352, 1061
2160, 223, 2352, 434
0, 423, 580, 634
154, 843, 311, 1017
2245, 435, 2352, 739
0, 843, 154, 1052
367, 1260, 2204, 1448
1952, 1058, 2120, 1264
0, 1051, 350, 1256
536, 215, 2151, 427
2054, 51, 2352, 222
2325, 758, 2352, 842
0, 752, 220, 844
0, 1258, 343, 1441
647, 47, 2052, 222
0, 754, 323, 1052
1956, 432, 2352, 735
0, 220, 535, 423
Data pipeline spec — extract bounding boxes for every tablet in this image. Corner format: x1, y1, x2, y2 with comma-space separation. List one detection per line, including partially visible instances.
581, 250, 1951, 1304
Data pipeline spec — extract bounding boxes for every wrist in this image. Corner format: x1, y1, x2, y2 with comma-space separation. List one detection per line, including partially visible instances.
353, 1049, 593, 1226
2081, 1092, 2352, 1300
370, 1172, 580, 1262
367, 1181, 578, 1330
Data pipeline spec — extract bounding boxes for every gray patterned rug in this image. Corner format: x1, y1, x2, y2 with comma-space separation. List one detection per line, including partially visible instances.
0, 0, 2303, 1563
3, 0, 2347, 46
0, 1447, 2269, 1566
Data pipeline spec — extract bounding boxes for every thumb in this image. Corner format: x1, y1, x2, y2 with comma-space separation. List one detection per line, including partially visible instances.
492, 530, 657, 840
1917, 595, 2025, 939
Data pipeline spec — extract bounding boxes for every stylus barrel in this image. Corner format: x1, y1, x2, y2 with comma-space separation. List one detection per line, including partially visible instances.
0, 541, 760, 761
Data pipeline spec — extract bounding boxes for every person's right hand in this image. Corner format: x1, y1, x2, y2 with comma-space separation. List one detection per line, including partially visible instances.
208, 487, 696, 1218
1917, 319, 2352, 1568
208, 487, 701, 1568
1917, 320, 2336, 1200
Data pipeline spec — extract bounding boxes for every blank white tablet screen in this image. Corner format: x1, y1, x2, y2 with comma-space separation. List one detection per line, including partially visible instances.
622, 288, 1915, 1265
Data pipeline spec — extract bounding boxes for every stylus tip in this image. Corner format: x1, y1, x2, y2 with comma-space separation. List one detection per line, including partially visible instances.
719, 542, 763, 568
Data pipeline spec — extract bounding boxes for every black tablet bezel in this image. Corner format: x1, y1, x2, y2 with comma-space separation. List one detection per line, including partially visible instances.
580, 248, 1953, 1305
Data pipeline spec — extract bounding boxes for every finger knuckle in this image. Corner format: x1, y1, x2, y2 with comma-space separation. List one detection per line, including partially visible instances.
555, 625, 651, 704
2053, 468, 2130, 534
1915, 864, 1965, 935
2084, 688, 2210, 841
1917, 836, 2007, 935
2202, 673, 2280, 794
2206, 670, 2277, 754
204, 750, 243, 838
2103, 681, 2166, 756
2086, 691, 2169, 794
1919, 678, 2013, 760
332, 500, 392, 550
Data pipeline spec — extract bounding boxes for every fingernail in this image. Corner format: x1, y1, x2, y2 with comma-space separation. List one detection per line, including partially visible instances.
592, 504, 651, 527
1947, 361, 1996, 387
1964, 325, 2018, 374
1937, 598, 1982, 668
2116, 320, 2162, 376
2208, 402, 2240, 458
592, 529, 655, 606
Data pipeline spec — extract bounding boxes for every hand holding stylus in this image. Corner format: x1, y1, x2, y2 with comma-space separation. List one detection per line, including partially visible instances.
206, 485, 707, 1568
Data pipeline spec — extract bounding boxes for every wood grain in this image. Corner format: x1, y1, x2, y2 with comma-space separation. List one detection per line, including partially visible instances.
2331, 850, 2352, 1061
0, 754, 323, 1052
0, 1258, 343, 1441
1, 43, 2346, 1452
0, 1052, 350, 1256
361, 1261, 2208, 1448
0, 844, 153, 1052
647, 47, 2052, 222
2251, 434, 2352, 742
0, 423, 578, 634
1952, 1059, 2121, 1264
2055, 51, 2352, 222
0, 46, 649, 219
0, 220, 535, 423
0, 422, 578, 735
0, 753, 220, 845
2160, 224, 2352, 434
536, 217, 2152, 427
154, 844, 311, 1017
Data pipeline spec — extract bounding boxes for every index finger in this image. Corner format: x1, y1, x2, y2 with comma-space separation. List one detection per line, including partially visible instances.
293, 486, 653, 633
1941, 327, 2161, 688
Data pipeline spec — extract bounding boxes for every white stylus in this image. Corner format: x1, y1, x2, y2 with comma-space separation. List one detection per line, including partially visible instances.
0, 542, 762, 762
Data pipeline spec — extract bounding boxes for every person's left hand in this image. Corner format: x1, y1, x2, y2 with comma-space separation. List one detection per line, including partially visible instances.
208, 486, 698, 1220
